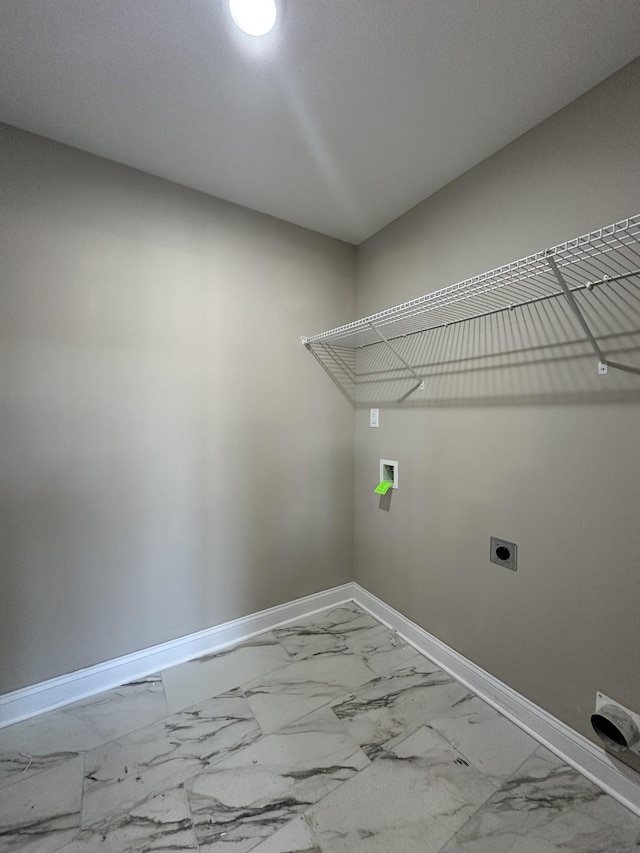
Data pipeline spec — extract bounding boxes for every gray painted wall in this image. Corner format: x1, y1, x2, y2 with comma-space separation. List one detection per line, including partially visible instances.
2, 55, 639, 762
354, 59, 640, 748
0, 124, 356, 693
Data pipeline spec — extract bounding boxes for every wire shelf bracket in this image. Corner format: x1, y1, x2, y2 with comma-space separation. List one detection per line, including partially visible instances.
546, 254, 608, 373
368, 322, 426, 391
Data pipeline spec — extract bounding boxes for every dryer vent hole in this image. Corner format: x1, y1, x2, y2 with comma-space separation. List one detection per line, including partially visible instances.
591, 714, 630, 749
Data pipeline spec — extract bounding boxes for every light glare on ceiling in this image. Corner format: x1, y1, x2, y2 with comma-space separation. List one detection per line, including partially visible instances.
229, 0, 277, 36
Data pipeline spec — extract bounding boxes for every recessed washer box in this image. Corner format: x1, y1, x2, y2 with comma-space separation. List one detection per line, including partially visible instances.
380, 459, 398, 489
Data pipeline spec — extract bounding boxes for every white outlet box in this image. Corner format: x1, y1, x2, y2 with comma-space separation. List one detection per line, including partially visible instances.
370, 408, 379, 428
380, 459, 398, 489
594, 692, 640, 756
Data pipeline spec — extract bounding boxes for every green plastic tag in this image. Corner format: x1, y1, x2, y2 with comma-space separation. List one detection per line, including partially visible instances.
374, 480, 392, 495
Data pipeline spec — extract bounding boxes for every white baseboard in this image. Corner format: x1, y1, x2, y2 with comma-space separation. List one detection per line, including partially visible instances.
352, 582, 640, 818
2, 579, 638, 818
0, 584, 354, 729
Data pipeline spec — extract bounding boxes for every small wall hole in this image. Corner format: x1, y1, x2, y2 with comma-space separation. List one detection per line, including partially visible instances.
489, 536, 517, 571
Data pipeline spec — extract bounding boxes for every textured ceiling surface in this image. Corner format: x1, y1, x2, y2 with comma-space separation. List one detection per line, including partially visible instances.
1, 1, 640, 243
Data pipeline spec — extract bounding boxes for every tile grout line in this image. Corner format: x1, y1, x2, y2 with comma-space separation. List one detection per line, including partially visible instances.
76, 749, 87, 844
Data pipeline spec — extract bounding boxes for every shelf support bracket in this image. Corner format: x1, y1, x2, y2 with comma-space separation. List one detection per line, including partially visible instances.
546, 255, 608, 371
369, 323, 425, 390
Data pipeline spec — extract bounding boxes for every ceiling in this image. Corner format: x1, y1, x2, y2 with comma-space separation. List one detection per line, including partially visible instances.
1, 1, 639, 244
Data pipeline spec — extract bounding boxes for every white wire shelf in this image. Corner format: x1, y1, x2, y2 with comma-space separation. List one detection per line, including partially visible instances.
302, 214, 640, 404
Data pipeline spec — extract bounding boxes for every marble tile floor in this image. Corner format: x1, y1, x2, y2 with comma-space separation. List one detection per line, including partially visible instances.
1, 603, 639, 852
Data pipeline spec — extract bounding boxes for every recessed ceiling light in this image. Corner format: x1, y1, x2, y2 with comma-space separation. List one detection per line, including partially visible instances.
229, 0, 277, 36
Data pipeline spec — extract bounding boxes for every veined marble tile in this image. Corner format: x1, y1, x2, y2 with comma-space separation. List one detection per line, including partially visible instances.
273, 631, 348, 661
313, 605, 380, 636
0, 756, 83, 853
162, 633, 291, 713
242, 654, 377, 734
0, 676, 167, 789
331, 656, 468, 758
57, 787, 197, 852
344, 624, 420, 677
290, 605, 419, 677
280, 602, 363, 630
425, 693, 539, 784
305, 724, 497, 853
187, 706, 369, 852
82, 688, 260, 826
438, 746, 640, 852
273, 606, 381, 661
250, 816, 322, 853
